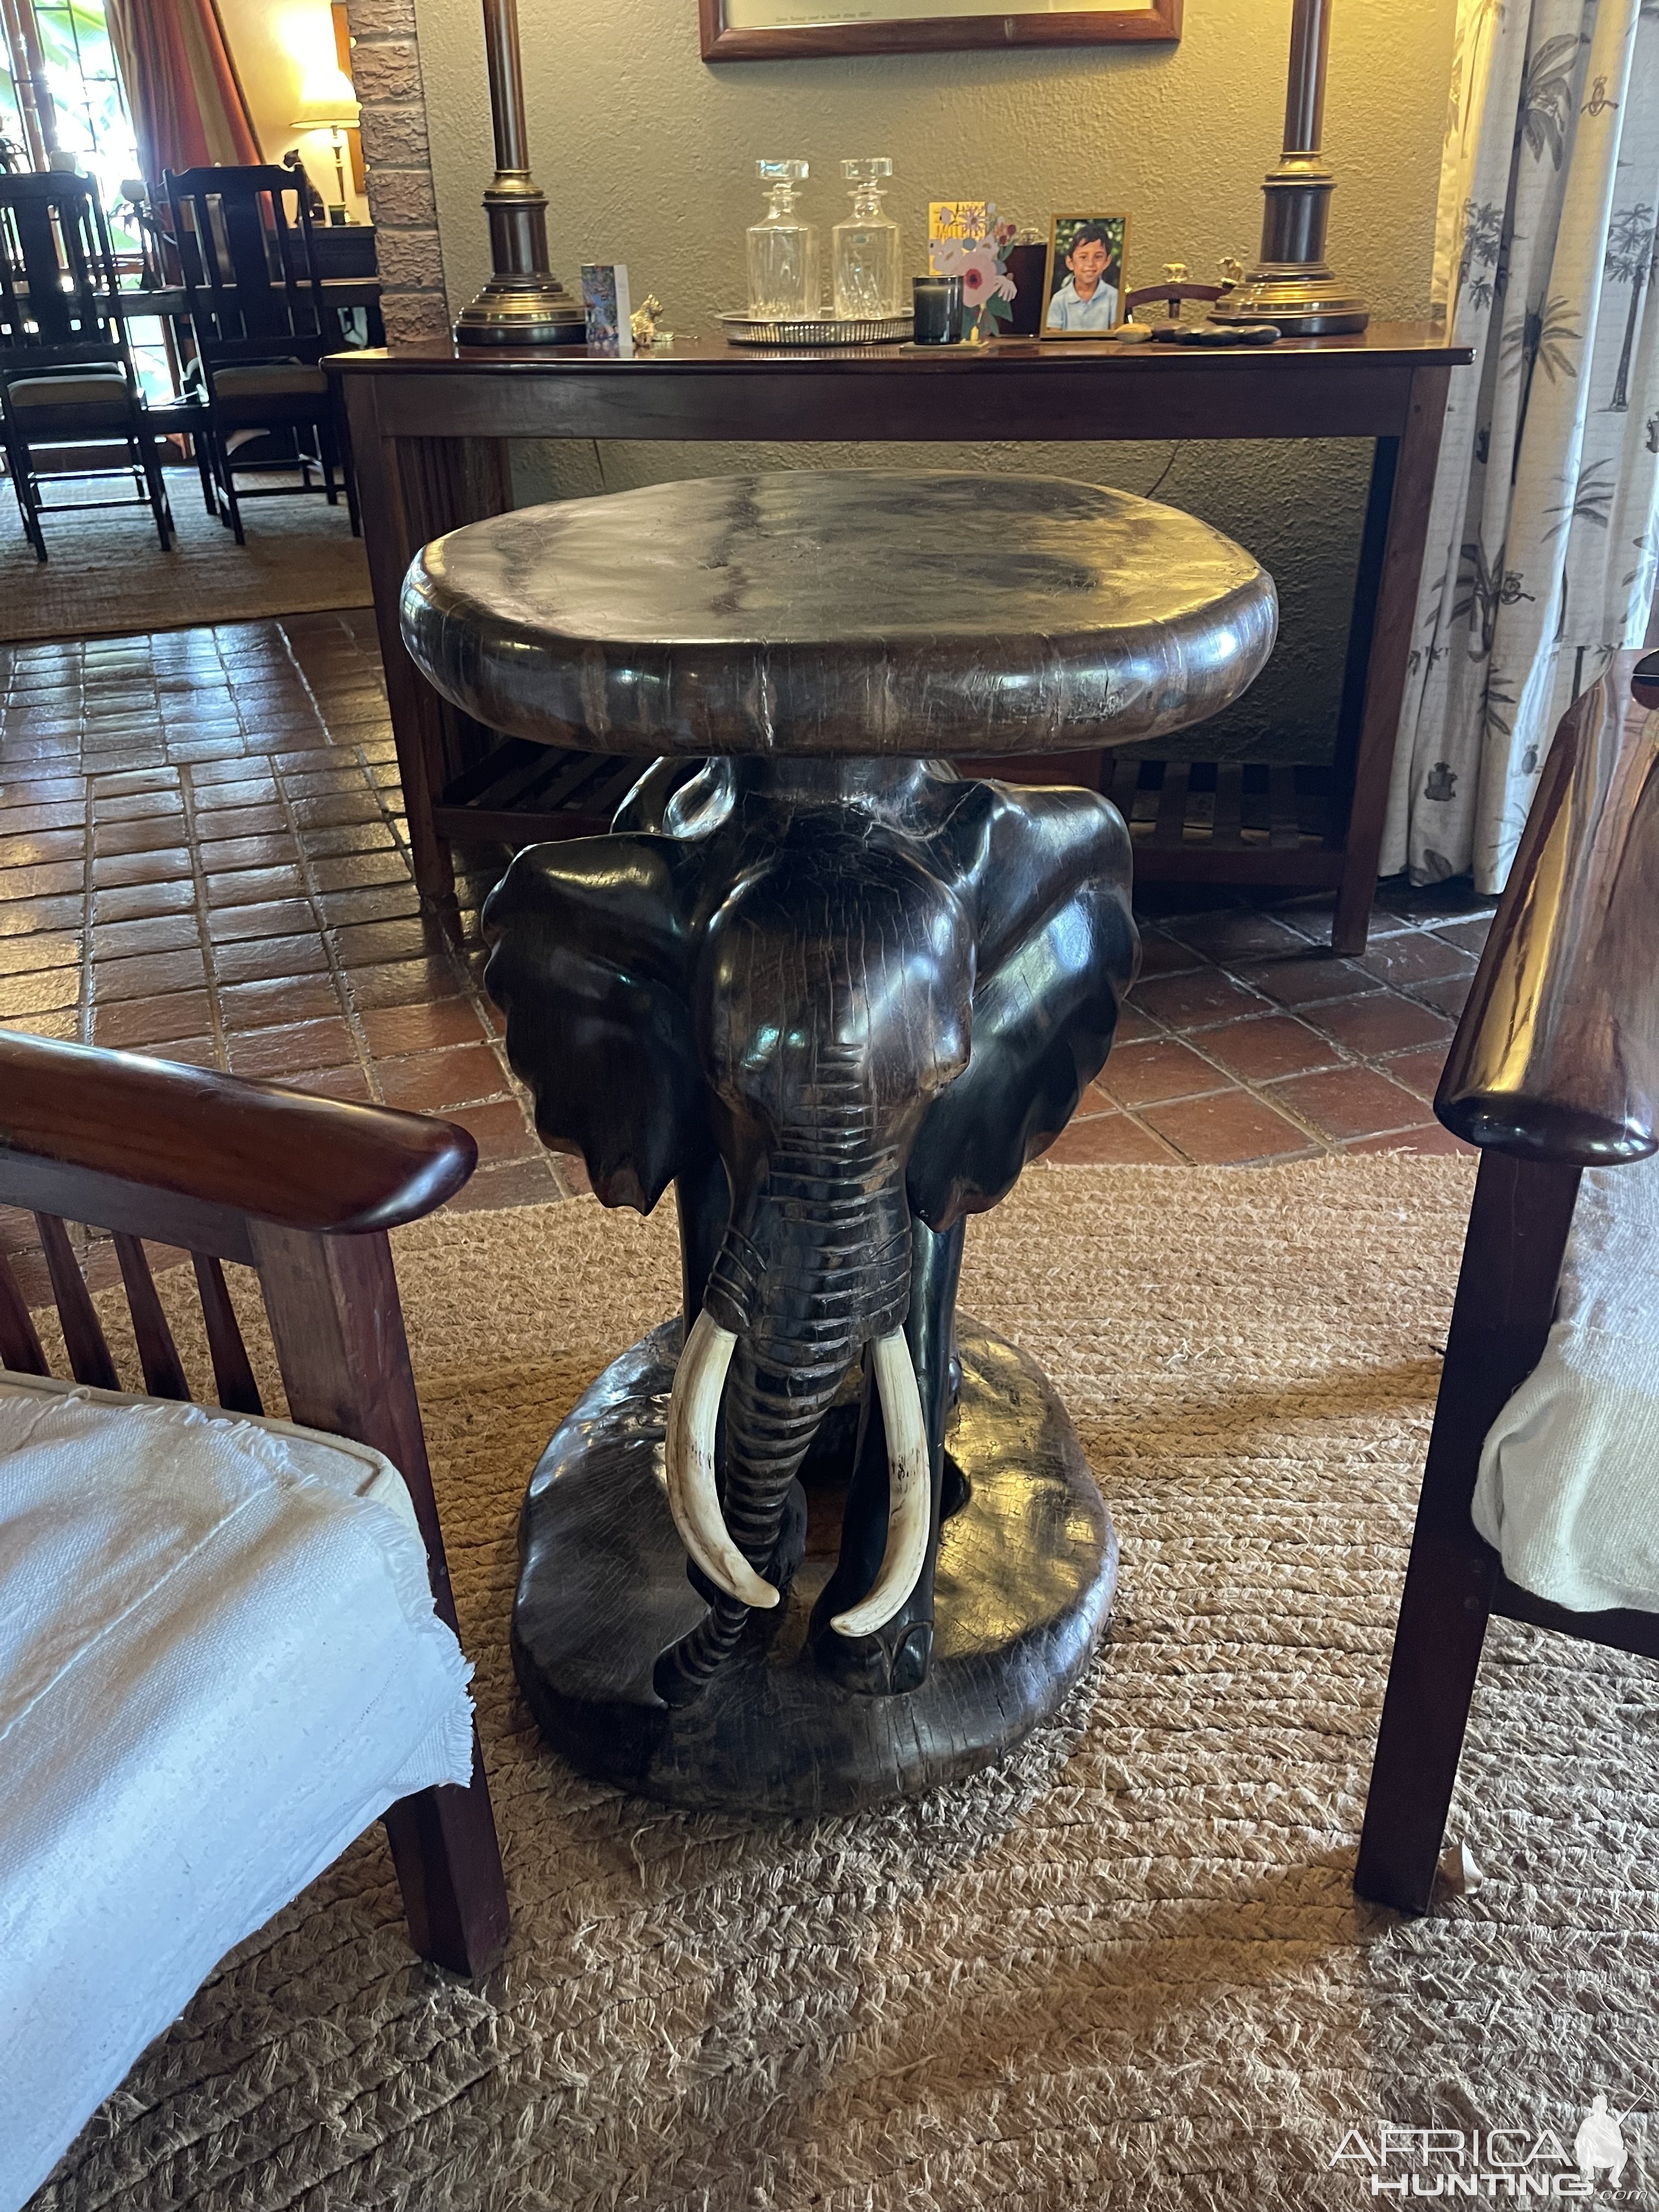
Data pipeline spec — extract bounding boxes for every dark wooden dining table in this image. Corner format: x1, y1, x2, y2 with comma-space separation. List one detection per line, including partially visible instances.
116, 278, 384, 347
333, 321, 1471, 952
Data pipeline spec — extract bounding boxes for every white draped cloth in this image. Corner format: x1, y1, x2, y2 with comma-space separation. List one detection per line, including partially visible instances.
0, 1373, 476, 2212
1476, 1154, 1659, 1611
1384, 0, 1659, 893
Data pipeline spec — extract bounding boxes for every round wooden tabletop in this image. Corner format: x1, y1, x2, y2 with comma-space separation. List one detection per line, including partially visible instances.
400, 470, 1277, 757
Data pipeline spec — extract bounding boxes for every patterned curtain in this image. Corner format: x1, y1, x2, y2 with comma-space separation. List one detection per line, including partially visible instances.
104, 0, 261, 183
1383, 0, 1659, 893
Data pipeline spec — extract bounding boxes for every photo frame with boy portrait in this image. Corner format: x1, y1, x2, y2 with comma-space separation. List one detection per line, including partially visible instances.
1043, 216, 1130, 338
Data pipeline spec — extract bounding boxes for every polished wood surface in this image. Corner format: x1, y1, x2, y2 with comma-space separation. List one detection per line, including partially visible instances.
345, 323, 1466, 371
1437, 650, 1659, 1164
515, 1316, 1117, 1812
335, 325, 1469, 953
119, 278, 382, 319
0, 1030, 476, 1235
404, 471, 1277, 757
1357, 655, 1659, 1916
0, 1030, 508, 1976
489, 753, 1137, 1793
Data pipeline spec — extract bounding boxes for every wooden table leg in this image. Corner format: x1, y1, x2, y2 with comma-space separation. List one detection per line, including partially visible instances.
1331, 364, 1452, 956
343, 378, 511, 920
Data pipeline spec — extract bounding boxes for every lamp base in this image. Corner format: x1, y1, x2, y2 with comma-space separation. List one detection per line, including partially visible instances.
1210, 262, 1368, 338
454, 274, 586, 347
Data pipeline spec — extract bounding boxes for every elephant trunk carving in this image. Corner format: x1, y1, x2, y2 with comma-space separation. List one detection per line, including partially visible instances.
656, 1119, 919, 1706
482, 755, 1139, 1713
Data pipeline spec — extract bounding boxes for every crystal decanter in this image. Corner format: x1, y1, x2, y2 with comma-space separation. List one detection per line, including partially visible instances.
833, 157, 901, 319
747, 159, 819, 319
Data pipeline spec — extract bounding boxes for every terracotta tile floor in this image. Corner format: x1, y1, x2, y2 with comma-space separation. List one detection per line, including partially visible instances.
0, 614, 1492, 1235
0, 612, 571, 1225
1056, 877, 1493, 1165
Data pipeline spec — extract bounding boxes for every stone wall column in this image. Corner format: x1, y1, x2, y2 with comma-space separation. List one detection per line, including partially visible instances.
343, 0, 449, 342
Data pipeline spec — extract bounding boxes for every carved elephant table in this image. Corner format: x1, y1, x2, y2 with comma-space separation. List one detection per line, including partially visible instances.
403, 470, 1276, 1813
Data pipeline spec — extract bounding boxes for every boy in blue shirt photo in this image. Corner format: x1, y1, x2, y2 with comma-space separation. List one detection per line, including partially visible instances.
1046, 219, 1125, 335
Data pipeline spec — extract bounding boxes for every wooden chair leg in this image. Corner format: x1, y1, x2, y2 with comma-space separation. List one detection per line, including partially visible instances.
1353, 1513, 1500, 1912
193, 431, 217, 515
5, 426, 47, 561
382, 1733, 511, 1976
204, 417, 245, 541
318, 422, 340, 507
133, 420, 173, 552
250, 1219, 511, 1973
221, 457, 246, 543
1354, 1152, 1581, 1911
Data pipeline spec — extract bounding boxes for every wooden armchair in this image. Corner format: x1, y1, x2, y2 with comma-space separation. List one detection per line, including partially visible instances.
0, 1030, 509, 1976
1354, 648, 1659, 1915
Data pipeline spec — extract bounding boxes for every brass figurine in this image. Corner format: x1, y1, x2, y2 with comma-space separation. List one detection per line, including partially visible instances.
629, 294, 664, 350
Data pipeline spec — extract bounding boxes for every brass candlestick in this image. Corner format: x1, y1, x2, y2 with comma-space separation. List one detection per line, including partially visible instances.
1211, 0, 1368, 337
454, 0, 584, 346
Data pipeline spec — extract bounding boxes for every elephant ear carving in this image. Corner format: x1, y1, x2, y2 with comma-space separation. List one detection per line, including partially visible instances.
482, 837, 711, 1214
906, 782, 1138, 1231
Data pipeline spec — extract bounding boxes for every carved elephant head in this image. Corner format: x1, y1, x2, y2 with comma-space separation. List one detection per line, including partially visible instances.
483, 757, 1137, 1702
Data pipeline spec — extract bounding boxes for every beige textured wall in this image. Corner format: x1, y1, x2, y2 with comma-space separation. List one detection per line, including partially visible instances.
411, 0, 1458, 759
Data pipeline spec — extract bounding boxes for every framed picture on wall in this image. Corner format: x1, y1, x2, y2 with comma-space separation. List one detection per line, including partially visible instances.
1042, 215, 1130, 338
700, 0, 1178, 63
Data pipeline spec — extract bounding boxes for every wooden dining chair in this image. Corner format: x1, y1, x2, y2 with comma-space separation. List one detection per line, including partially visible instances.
0, 169, 173, 560
162, 164, 359, 544
0, 1028, 509, 1976
1353, 648, 1659, 1916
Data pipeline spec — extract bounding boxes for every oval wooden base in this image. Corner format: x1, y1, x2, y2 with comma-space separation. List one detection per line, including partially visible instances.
512, 1316, 1117, 1814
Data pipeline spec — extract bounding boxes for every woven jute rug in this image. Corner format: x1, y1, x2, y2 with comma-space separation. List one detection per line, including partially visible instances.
32, 1158, 1659, 2209
1, 487, 370, 644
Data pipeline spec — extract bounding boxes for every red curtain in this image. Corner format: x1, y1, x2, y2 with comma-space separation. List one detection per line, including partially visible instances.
106, 0, 261, 182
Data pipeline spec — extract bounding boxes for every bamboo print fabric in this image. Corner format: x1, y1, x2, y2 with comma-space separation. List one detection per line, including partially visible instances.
1384, 0, 1659, 893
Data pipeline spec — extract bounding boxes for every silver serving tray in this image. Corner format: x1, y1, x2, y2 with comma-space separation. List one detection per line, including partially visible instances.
721, 310, 914, 347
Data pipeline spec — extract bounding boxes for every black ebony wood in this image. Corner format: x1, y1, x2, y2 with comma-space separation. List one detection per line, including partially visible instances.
335, 327, 1470, 952
513, 1316, 1118, 1813
403, 471, 1276, 759
485, 754, 1138, 1735
422, 467, 1292, 1810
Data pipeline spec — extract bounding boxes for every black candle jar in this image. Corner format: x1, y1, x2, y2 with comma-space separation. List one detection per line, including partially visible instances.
911, 275, 964, 346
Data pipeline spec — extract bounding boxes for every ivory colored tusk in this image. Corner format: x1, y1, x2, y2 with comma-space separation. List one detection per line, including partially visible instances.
831, 1330, 932, 1638
664, 1308, 778, 1610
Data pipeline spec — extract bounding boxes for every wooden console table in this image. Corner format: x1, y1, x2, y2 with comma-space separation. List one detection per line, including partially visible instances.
332, 323, 1469, 953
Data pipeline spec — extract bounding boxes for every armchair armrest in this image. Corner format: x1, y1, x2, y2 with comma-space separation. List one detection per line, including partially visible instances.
0, 1032, 476, 1251
1436, 650, 1659, 1165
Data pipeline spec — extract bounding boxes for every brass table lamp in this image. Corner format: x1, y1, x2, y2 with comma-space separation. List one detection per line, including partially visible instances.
291, 72, 360, 225
454, 0, 584, 346
1211, 0, 1368, 336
